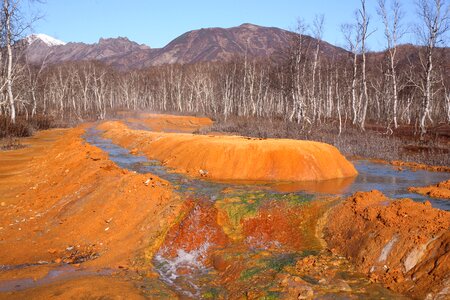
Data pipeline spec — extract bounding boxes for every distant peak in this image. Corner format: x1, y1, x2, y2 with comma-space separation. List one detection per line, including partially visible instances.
26, 34, 66, 46
99, 36, 130, 43
239, 23, 260, 29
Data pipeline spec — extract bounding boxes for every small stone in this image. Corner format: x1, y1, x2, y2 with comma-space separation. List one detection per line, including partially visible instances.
336, 280, 352, 292
54, 258, 62, 264
48, 248, 57, 254
199, 169, 208, 177
105, 227, 110, 231
66, 246, 74, 251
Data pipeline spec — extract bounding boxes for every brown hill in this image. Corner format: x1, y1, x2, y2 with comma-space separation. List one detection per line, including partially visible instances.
23, 23, 347, 70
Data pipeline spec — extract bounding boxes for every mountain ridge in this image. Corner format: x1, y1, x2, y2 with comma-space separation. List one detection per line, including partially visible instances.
23, 23, 350, 70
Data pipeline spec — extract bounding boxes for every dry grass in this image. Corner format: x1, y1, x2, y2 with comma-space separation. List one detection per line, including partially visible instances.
0, 115, 57, 139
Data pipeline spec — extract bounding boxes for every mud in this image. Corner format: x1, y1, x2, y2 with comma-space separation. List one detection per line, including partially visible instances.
0, 125, 184, 298
98, 121, 358, 182
325, 190, 450, 299
409, 179, 450, 199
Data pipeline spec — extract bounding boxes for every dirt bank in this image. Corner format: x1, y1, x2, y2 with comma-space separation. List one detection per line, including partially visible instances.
98, 121, 358, 182
126, 113, 213, 132
391, 160, 450, 173
0, 126, 184, 298
325, 190, 450, 299
409, 180, 450, 200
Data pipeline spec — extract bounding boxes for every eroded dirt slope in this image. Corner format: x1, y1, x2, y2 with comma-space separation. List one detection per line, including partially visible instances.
325, 190, 450, 299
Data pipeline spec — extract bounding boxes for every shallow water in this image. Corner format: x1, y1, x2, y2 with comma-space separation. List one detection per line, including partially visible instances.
82, 127, 442, 298
350, 161, 449, 210
0, 266, 113, 292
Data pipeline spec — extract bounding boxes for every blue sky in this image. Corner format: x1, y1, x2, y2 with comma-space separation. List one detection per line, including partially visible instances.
23, 0, 419, 51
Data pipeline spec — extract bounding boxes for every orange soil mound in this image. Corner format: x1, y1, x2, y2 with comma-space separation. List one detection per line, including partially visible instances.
0, 126, 183, 298
98, 121, 358, 182
409, 179, 450, 199
325, 190, 450, 299
127, 113, 213, 132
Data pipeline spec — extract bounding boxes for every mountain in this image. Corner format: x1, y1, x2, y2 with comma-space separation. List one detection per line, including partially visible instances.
143, 23, 294, 66
27, 33, 66, 46
23, 24, 347, 70
24, 35, 152, 69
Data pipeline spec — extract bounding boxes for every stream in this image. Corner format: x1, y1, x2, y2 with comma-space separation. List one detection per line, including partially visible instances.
82, 127, 449, 299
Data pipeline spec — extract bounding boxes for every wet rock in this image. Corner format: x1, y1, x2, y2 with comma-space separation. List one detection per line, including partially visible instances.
211, 254, 231, 272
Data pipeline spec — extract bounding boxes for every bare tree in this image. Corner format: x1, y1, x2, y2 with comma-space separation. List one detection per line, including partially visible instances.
415, 0, 450, 135
3, 0, 17, 123
378, 0, 404, 129
341, 23, 361, 125
358, 0, 371, 130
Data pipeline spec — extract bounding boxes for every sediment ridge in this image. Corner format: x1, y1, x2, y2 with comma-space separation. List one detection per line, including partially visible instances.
98, 121, 358, 182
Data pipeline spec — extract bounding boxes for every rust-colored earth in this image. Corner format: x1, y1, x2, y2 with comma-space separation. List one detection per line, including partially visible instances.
325, 190, 450, 299
98, 121, 358, 182
1, 113, 448, 299
0, 125, 183, 299
126, 113, 213, 132
409, 179, 450, 199
390, 160, 450, 173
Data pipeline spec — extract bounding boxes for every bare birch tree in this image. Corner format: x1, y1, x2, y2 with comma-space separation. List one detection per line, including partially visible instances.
415, 0, 449, 135
378, 0, 404, 129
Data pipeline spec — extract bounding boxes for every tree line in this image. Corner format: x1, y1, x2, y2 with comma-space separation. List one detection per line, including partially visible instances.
0, 0, 449, 136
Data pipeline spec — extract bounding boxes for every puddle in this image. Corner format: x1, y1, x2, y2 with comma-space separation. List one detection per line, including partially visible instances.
81, 126, 431, 298
0, 265, 113, 292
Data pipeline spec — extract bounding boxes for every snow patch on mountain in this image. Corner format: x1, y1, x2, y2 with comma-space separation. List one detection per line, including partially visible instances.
27, 34, 66, 47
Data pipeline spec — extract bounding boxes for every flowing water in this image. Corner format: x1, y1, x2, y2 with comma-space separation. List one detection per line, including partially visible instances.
82, 127, 448, 298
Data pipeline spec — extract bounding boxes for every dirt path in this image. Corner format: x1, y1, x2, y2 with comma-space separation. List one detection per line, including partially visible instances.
0, 125, 183, 299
